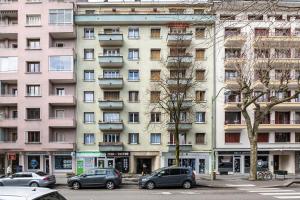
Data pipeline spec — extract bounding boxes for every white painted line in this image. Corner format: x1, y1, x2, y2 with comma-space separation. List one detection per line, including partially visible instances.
260, 193, 300, 196
226, 184, 256, 187
274, 196, 300, 199
180, 192, 197, 195
240, 188, 279, 191
161, 192, 172, 195
249, 190, 294, 193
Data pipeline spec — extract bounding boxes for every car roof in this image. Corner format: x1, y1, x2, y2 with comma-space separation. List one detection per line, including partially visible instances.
0, 187, 56, 200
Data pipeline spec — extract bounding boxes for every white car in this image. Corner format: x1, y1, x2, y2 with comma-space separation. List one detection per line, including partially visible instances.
0, 187, 67, 200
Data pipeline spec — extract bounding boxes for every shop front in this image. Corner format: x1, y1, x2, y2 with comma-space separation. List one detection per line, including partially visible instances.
0, 152, 20, 175
217, 151, 269, 174
162, 152, 210, 174
76, 152, 105, 175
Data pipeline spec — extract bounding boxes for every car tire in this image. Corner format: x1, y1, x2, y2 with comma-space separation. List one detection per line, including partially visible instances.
30, 182, 39, 187
72, 181, 81, 190
146, 181, 155, 190
106, 181, 115, 190
182, 180, 192, 189
0, 183, 3, 186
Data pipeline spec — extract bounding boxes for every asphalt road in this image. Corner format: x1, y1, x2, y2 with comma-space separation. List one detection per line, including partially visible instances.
57, 185, 300, 200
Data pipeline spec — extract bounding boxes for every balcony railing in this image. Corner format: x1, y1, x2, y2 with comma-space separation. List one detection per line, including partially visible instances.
224, 120, 242, 125
98, 33, 123, 46
98, 76, 124, 89
98, 120, 124, 131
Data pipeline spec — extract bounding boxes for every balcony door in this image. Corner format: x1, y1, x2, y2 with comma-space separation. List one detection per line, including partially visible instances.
103, 49, 119, 56
275, 112, 290, 124
55, 110, 65, 119
103, 112, 120, 122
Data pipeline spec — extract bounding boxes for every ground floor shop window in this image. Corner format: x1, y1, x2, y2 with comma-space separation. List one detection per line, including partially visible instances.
168, 159, 195, 170
115, 157, 129, 173
257, 156, 269, 170
199, 159, 205, 174
55, 155, 72, 170
218, 156, 233, 173
28, 155, 40, 170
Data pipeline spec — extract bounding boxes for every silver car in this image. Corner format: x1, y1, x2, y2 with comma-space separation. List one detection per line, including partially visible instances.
0, 171, 56, 187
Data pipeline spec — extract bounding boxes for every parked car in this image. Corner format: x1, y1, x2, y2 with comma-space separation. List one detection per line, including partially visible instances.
0, 171, 56, 187
139, 166, 196, 189
0, 187, 67, 200
67, 168, 122, 190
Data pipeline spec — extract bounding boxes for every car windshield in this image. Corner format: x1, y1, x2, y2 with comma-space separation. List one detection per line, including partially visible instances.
33, 192, 67, 200
35, 171, 47, 176
150, 169, 162, 176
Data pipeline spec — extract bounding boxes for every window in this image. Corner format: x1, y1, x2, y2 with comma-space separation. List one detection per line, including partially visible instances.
150, 133, 161, 144
84, 70, 95, 81
275, 132, 290, 143
27, 62, 40, 73
196, 112, 205, 123
103, 70, 120, 78
196, 91, 205, 102
128, 70, 139, 81
104, 91, 119, 100
0, 57, 18, 72
51, 132, 65, 142
275, 111, 290, 124
103, 28, 120, 34
55, 110, 64, 119
104, 133, 120, 143
295, 133, 300, 143
129, 91, 139, 102
54, 155, 72, 170
26, 108, 40, 120
84, 49, 94, 60
225, 112, 241, 124
103, 49, 120, 56
28, 155, 40, 170
26, 15, 41, 26
26, 131, 40, 143
196, 70, 205, 81
49, 9, 73, 24
129, 133, 139, 144
84, 28, 94, 39
196, 49, 205, 60
85, 10, 95, 14
128, 27, 139, 39
248, 14, 263, 20
49, 56, 73, 71
170, 132, 186, 144
150, 112, 161, 123
169, 8, 185, 14
150, 70, 160, 81
84, 133, 95, 144
258, 133, 269, 143
151, 28, 161, 38
220, 14, 235, 20
84, 112, 94, 123
151, 49, 161, 60
84, 91, 94, 102
56, 88, 65, 96
129, 112, 139, 123
195, 28, 205, 39
225, 133, 240, 143
103, 112, 120, 122
128, 49, 139, 60
26, 85, 40, 96
194, 9, 204, 14
196, 133, 205, 144
27, 38, 40, 49
150, 91, 160, 103
131, 8, 135, 12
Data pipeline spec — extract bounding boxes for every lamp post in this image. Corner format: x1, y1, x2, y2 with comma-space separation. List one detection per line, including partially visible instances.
211, 86, 228, 180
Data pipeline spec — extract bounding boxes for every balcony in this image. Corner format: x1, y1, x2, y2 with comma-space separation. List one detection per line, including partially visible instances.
259, 120, 300, 131
0, 141, 21, 150
168, 99, 193, 109
99, 142, 124, 152
48, 118, 76, 128
167, 55, 193, 68
167, 33, 192, 46
0, 118, 17, 127
98, 76, 123, 89
99, 55, 123, 67
48, 24, 75, 39
224, 33, 246, 47
46, 142, 75, 150
167, 122, 192, 131
48, 71, 76, 83
0, 1, 18, 10
0, 95, 17, 105
99, 33, 123, 46
254, 58, 300, 68
224, 57, 246, 68
254, 33, 300, 48
48, 95, 76, 106
168, 144, 192, 152
98, 120, 124, 131
224, 120, 246, 131
99, 100, 124, 110
166, 78, 191, 86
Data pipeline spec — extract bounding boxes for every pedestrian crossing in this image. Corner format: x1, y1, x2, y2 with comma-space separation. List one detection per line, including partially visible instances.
238, 186, 300, 199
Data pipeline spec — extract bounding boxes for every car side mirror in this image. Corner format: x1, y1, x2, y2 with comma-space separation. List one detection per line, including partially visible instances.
157, 174, 162, 177
81, 174, 87, 178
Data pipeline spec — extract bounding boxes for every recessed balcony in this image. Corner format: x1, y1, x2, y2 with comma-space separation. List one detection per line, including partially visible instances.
0, 95, 17, 106
224, 57, 246, 68
167, 55, 193, 68
224, 33, 246, 47
98, 120, 124, 131
48, 118, 76, 128
167, 122, 192, 131
48, 95, 76, 106
0, 141, 21, 150
99, 142, 124, 151
259, 120, 300, 131
254, 58, 300, 68
46, 142, 75, 150
254, 34, 300, 48
0, 118, 17, 127
168, 99, 193, 109
98, 76, 123, 89
166, 78, 191, 86
99, 100, 124, 110
99, 33, 123, 46
167, 33, 192, 46
48, 71, 76, 83
224, 120, 246, 131
168, 144, 192, 152
99, 55, 123, 67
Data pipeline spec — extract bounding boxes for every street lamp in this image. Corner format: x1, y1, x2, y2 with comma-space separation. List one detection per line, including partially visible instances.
211, 86, 230, 180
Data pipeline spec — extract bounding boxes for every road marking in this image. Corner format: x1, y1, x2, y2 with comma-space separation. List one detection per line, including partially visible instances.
180, 191, 198, 195
260, 193, 300, 196
226, 184, 256, 187
274, 196, 300, 199
249, 190, 294, 193
239, 188, 279, 191
161, 192, 172, 195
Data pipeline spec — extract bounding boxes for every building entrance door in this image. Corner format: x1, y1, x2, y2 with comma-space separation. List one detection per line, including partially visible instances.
136, 158, 152, 174
107, 159, 114, 168
0, 154, 4, 175
233, 156, 241, 173
97, 158, 105, 168
274, 155, 279, 172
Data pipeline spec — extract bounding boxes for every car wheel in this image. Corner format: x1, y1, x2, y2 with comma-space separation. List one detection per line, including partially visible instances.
182, 181, 192, 189
72, 181, 81, 190
30, 182, 39, 187
146, 181, 155, 190
0, 183, 3, 186
106, 181, 115, 190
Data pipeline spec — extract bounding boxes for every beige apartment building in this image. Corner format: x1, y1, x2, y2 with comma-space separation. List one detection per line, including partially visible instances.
75, 0, 215, 174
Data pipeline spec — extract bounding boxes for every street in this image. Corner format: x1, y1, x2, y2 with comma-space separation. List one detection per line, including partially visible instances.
57, 185, 300, 200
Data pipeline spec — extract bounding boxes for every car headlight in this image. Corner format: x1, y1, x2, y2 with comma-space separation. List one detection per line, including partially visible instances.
141, 178, 148, 182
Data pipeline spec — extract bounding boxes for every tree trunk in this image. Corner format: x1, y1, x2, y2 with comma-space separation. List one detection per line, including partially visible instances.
175, 123, 180, 167
249, 139, 258, 181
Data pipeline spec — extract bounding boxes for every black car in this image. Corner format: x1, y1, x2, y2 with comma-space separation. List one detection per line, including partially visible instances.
67, 168, 122, 190
139, 166, 196, 189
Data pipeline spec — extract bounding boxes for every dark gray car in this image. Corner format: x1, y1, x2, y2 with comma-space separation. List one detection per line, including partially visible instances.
67, 168, 122, 190
139, 167, 196, 189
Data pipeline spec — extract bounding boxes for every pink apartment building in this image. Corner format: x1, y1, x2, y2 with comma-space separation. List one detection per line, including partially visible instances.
0, 0, 76, 175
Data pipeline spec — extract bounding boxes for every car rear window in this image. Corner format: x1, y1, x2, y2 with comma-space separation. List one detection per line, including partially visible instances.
33, 192, 67, 200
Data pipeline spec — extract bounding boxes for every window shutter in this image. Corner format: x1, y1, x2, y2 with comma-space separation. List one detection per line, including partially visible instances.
196, 49, 205, 60
196, 70, 205, 80
128, 133, 131, 144
151, 70, 160, 81
137, 133, 139, 144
